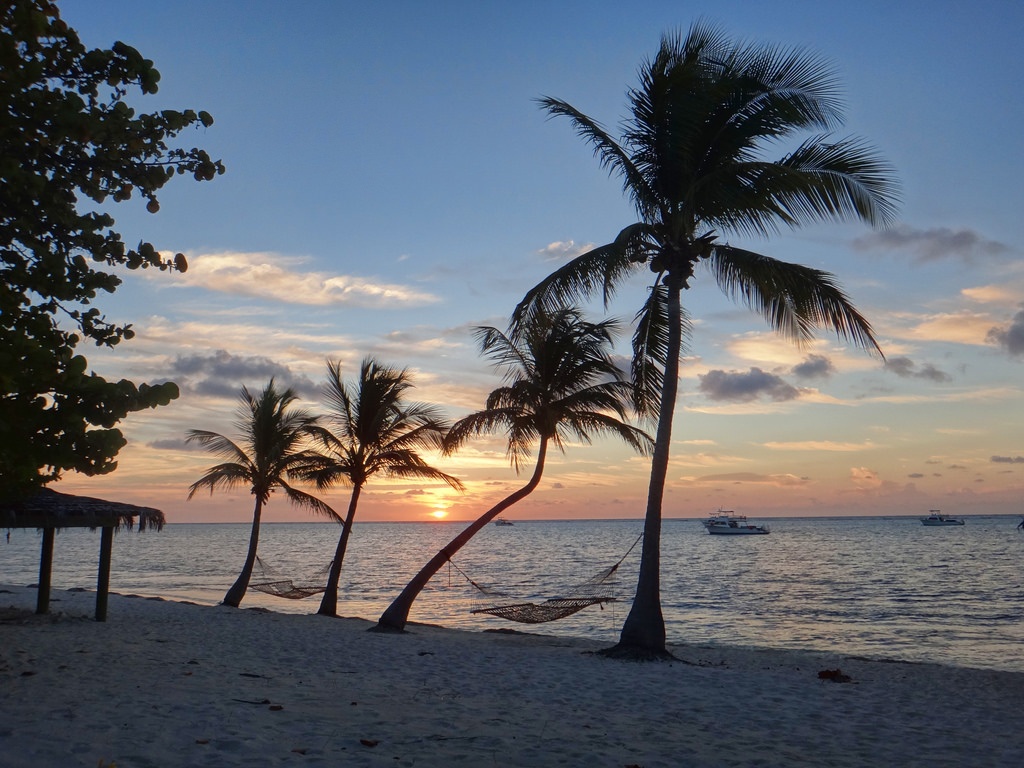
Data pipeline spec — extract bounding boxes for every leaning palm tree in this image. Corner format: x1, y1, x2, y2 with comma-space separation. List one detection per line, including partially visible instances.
513, 23, 899, 657
187, 379, 339, 608
303, 357, 464, 618
374, 307, 653, 633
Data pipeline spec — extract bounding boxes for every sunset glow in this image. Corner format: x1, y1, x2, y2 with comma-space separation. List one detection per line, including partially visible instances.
48, 2, 1024, 524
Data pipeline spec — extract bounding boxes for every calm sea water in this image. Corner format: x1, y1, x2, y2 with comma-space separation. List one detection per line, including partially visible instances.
2, 516, 1022, 672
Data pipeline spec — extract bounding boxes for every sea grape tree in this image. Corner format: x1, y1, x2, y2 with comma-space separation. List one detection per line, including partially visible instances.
0, 0, 224, 497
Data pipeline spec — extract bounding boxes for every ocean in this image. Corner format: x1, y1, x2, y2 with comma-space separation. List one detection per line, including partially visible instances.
3, 515, 1022, 673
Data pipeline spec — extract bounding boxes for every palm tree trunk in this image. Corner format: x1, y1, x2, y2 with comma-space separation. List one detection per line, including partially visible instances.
372, 440, 549, 633
318, 484, 361, 617
607, 278, 683, 658
223, 498, 263, 607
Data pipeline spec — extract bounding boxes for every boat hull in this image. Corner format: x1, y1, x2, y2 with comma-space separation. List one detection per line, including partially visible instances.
705, 526, 770, 535
921, 520, 964, 526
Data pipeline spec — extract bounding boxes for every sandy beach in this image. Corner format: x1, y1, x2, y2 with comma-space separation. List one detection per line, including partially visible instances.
1, 585, 1022, 767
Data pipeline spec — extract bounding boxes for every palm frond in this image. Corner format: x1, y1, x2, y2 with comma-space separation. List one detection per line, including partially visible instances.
630, 283, 673, 417
774, 135, 901, 227
511, 224, 651, 333
537, 96, 652, 211
186, 379, 330, 512
557, 410, 655, 456
442, 407, 520, 454
186, 462, 253, 499
312, 356, 462, 492
372, 457, 464, 491
277, 478, 342, 522
726, 38, 844, 132
707, 244, 883, 355
184, 430, 250, 464
446, 307, 651, 474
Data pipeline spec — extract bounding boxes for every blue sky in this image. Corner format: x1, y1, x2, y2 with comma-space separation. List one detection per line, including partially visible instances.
56, 0, 1024, 522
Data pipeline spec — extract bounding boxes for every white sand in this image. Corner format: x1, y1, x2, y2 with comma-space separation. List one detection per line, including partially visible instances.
1, 585, 1022, 767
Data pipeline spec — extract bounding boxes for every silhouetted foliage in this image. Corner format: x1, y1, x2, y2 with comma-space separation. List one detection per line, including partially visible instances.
187, 380, 338, 607
302, 358, 462, 618
375, 308, 652, 632
516, 23, 899, 656
0, 1, 224, 497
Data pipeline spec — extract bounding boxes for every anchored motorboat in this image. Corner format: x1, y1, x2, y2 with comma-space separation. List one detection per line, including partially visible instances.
920, 510, 964, 526
703, 511, 770, 535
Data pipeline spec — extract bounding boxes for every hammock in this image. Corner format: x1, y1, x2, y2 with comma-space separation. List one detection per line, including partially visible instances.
473, 597, 615, 623
249, 555, 330, 600
459, 533, 643, 624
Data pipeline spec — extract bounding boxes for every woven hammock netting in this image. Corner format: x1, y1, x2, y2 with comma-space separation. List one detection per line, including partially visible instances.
461, 533, 642, 624
248, 556, 330, 599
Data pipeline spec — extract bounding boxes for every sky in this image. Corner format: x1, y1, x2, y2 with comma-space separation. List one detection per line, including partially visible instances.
49, 0, 1024, 523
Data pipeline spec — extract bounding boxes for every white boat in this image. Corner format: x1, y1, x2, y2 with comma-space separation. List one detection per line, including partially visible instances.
494, 518, 515, 526
920, 510, 964, 526
703, 511, 770, 535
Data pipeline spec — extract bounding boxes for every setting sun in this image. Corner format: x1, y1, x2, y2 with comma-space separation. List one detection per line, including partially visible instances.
430, 509, 449, 520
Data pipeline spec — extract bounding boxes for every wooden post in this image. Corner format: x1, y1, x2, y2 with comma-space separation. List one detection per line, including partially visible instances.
36, 527, 54, 615
96, 526, 114, 622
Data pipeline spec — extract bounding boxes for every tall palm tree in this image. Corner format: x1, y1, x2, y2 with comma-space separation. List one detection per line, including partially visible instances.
187, 379, 339, 608
374, 307, 653, 633
304, 357, 463, 618
513, 23, 899, 657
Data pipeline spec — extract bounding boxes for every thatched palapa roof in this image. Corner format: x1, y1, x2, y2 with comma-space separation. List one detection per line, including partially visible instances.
0, 487, 165, 621
0, 488, 164, 531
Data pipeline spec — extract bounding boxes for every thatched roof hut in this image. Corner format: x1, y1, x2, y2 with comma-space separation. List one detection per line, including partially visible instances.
0, 488, 165, 621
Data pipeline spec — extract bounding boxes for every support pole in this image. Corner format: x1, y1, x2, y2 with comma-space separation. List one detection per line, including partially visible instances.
36, 527, 54, 615
96, 526, 114, 622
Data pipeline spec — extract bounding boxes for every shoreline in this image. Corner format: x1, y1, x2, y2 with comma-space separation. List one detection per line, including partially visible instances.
2, 585, 1023, 767
4, 516, 1020, 676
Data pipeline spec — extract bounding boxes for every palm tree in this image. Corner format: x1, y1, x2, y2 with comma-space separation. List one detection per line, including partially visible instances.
187, 379, 339, 608
374, 307, 653, 633
304, 357, 463, 618
513, 23, 899, 657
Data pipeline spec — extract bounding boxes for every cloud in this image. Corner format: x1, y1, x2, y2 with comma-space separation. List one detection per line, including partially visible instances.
882, 356, 952, 382
171, 252, 439, 307
853, 225, 1011, 263
170, 349, 319, 399
985, 306, 1024, 358
537, 240, 595, 261
849, 467, 880, 487
907, 472, 924, 478
991, 455, 1024, 464
724, 333, 813, 366
763, 440, 874, 452
698, 367, 800, 403
672, 451, 749, 468
962, 285, 1022, 306
791, 354, 835, 380
895, 310, 999, 346
147, 437, 197, 451
691, 472, 809, 487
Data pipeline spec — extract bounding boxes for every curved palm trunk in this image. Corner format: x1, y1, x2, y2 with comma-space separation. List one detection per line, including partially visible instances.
606, 278, 683, 658
373, 440, 549, 633
318, 484, 361, 617
223, 498, 263, 607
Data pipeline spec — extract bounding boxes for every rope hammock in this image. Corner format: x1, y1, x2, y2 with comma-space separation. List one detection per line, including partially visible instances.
453, 532, 643, 624
248, 555, 331, 599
